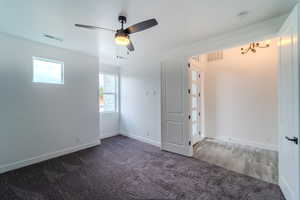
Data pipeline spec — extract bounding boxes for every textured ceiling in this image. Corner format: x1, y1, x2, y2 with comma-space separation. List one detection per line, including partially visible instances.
0, 0, 298, 65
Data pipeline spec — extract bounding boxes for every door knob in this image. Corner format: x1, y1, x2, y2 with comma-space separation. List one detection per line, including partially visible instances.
285, 136, 298, 145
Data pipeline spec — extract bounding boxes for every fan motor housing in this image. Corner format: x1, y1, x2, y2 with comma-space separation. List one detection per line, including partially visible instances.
115, 30, 128, 38
118, 16, 127, 24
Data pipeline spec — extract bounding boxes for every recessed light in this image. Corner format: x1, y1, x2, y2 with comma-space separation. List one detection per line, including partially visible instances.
43, 33, 63, 42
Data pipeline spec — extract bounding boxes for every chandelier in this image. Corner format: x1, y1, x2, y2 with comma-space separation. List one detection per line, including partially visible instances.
241, 42, 270, 55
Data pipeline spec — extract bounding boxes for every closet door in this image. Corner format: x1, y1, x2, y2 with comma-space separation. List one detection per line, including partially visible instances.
161, 59, 193, 156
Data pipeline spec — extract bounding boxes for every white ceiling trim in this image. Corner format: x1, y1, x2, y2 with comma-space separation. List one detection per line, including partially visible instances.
163, 14, 288, 61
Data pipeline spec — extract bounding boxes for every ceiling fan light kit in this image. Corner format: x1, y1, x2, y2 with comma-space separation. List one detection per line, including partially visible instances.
115, 31, 130, 46
75, 15, 158, 52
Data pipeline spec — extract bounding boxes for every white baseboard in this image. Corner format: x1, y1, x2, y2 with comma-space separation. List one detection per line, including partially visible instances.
215, 136, 278, 151
0, 140, 100, 174
279, 176, 294, 200
100, 132, 119, 139
120, 131, 161, 147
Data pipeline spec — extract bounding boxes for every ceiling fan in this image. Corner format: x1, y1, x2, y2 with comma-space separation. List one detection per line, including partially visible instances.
75, 16, 158, 52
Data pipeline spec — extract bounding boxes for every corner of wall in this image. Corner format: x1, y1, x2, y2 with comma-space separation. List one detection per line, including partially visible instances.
119, 130, 161, 148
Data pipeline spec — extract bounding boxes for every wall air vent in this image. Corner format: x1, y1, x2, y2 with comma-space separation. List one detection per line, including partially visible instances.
207, 51, 223, 62
191, 56, 201, 64
43, 33, 63, 42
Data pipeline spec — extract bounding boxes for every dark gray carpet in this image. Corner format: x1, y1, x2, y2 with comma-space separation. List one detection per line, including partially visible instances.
0, 136, 284, 200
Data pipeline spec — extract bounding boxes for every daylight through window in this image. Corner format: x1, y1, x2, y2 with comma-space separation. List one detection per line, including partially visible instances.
99, 73, 118, 112
33, 57, 64, 84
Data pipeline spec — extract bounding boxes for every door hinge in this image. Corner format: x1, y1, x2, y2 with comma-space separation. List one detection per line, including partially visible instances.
188, 115, 191, 120
189, 141, 191, 146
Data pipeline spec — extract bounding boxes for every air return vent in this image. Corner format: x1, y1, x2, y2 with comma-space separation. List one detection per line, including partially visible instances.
207, 51, 223, 62
43, 33, 63, 42
191, 56, 201, 64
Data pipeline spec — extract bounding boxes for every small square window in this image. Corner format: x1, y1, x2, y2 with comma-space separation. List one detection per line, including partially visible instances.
192, 83, 197, 95
191, 70, 197, 81
192, 123, 198, 136
192, 110, 198, 122
192, 97, 197, 109
33, 57, 64, 84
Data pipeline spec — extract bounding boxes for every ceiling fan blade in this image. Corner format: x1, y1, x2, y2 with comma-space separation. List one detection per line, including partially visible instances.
127, 40, 135, 51
75, 24, 115, 32
124, 18, 158, 34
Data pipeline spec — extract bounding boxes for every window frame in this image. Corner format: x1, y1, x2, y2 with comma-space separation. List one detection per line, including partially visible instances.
32, 56, 64, 85
99, 72, 119, 113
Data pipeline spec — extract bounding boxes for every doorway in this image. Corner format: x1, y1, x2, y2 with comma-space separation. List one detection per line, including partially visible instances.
161, 5, 300, 199
189, 39, 278, 183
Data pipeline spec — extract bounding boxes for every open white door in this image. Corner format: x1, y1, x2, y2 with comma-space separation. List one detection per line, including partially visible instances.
161, 59, 193, 156
278, 5, 300, 200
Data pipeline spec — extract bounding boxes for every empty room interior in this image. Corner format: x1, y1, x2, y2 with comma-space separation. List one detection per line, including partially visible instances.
0, 1, 300, 200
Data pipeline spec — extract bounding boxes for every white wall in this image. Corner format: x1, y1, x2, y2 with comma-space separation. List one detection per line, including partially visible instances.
120, 59, 161, 147
119, 15, 283, 149
0, 33, 100, 173
99, 63, 120, 139
204, 39, 278, 150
